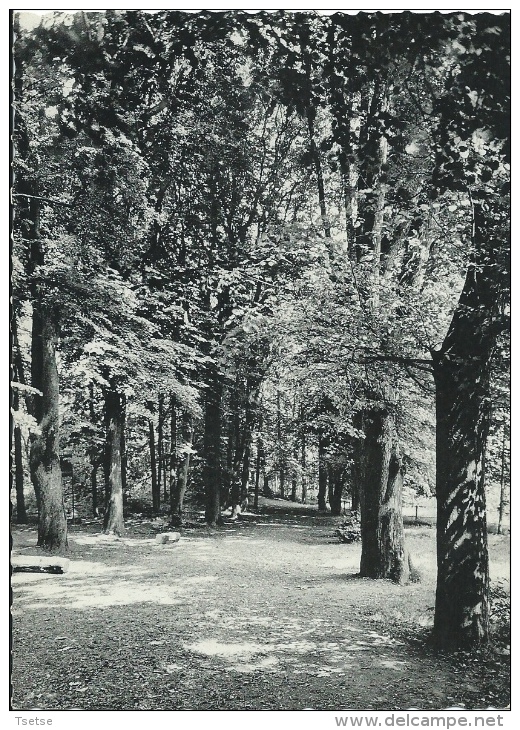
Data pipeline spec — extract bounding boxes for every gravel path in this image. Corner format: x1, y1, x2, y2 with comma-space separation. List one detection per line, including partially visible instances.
11, 506, 510, 710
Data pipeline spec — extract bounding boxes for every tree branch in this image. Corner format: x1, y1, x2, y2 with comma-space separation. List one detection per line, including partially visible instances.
12, 193, 74, 208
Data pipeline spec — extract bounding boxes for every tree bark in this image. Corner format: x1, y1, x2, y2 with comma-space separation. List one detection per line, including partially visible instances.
12, 371, 27, 524
254, 436, 262, 511
497, 422, 508, 535
301, 429, 307, 505
307, 112, 331, 240
240, 437, 251, 509
87, 384, 101, 517
359, 408, 409, 584
12, 319, 28, 523
290, 468, 298, 503
300, 29, 332, 245
14, 412, 27, 524
433, 354, 490, 647
90, 458, 99, 517
230, 386, 242, 516
317, 430, 328, 511
431, 201, 506, 650
149, 418, 160, 514
30, 306, 67, 550
157, 393, 165, 502
350, 419, 363, 513
277, 389, 285, 498
121, 393, 127, 503
369, 112, 389, 311
223, 400, 234, 508
169, 394, 177, 503
204, 366, 223, 526
170, 412, 193, 526
103, 389, 125, 535
239, 380, 260, 510
351, 481, 360, 513
329, 466, 344, 516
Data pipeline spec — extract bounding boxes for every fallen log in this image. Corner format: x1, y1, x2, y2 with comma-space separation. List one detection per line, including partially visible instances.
11, 556, 70, 574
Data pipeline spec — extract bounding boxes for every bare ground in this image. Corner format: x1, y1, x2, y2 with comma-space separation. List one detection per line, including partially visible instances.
11, 500, 510, 711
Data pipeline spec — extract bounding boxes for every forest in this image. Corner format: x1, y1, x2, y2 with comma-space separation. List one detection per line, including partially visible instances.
11, 9, 510, 712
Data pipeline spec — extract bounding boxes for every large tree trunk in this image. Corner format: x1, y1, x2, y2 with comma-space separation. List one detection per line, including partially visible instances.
204, 366, 223, 526
433, 355, 490, 648
359, 408, 409, 584
170, 412, 193, 527
30, 306, 67, 550
430, 203, 503, 649
103, 389, 124, 535
317, 430, 328, 511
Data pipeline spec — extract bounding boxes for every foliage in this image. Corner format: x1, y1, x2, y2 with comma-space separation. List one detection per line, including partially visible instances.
488, 581, 510, 648
12, 9, 509, 649
336, 512, 362, 544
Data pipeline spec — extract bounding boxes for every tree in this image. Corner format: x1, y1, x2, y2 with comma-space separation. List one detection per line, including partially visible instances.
359, 405, 409, 583
428, 14, 510, 649
12, 19, 70, 549
12, 12, 509, 654
321, 12, 438, 578
170, 410, 195, 526
103, 389, 125, 535
11, 317, 29, 524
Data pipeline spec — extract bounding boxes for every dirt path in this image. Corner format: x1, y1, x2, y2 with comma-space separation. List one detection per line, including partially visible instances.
11, 505, 510, 710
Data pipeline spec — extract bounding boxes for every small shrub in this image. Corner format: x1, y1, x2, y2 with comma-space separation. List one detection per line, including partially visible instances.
489, 581, 510, 648
336, 512, 361, 543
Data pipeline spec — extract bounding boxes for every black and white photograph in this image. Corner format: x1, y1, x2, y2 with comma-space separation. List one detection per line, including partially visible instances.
10, 5, 510, 717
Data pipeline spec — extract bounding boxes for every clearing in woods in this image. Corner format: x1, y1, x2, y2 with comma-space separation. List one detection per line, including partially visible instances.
11, 500, 510, 711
